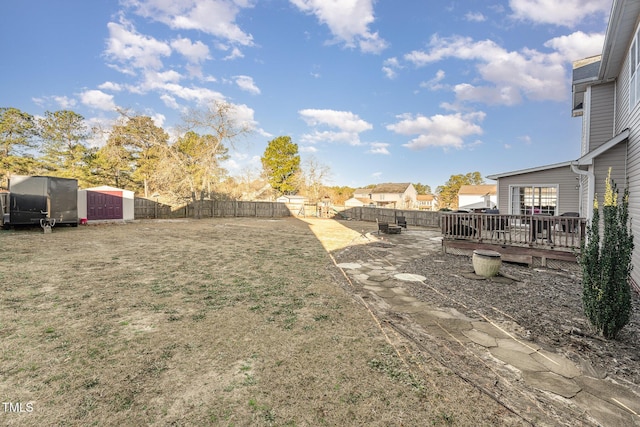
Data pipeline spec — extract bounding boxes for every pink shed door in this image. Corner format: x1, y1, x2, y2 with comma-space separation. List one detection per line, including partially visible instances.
87, 191, 123, 220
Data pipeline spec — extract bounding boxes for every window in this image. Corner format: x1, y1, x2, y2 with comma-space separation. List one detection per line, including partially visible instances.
630, 28, 640, 110
509, 185, 558, 215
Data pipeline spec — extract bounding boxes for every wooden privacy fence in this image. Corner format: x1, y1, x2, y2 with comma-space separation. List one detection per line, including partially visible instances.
336, 206, 441, 228
186, 200, 292, 218
135, 198, 293, 219
134, 198, 173, 219
134, 198, 443, 226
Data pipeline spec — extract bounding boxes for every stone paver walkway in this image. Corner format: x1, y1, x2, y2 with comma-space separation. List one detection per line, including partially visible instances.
310, 219, 640, 427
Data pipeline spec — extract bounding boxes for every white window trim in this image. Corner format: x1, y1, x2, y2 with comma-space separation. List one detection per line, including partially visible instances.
629, 24, 640, 111
507, 184, 560, 216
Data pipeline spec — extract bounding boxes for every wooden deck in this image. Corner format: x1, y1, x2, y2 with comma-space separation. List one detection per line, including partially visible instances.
441, 212, 587, 267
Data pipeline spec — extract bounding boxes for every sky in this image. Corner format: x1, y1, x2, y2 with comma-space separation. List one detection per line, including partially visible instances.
0, 0, 614, 190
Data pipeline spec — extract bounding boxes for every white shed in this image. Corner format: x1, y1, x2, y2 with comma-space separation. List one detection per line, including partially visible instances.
78, 186, 135, 221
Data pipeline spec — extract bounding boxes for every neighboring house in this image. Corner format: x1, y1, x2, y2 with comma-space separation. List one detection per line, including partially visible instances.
416, 194, 437, 211
355, 183, 418, 209
275, 195, 307, 204
353, 188, 372, 199
276, 194, 307, 216
488, 0, 640, 287
457, 185, 497, 211
486, 162, 580, 216
344, 197, 375, 207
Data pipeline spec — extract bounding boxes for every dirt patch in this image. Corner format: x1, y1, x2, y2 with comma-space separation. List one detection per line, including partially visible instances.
0, 218, 524, 426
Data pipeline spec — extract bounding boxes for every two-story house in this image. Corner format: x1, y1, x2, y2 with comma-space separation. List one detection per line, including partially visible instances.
416, 194, 437, 211
489, 0, 640, 288
353, 183, 418, 209
457, 185, 497, 212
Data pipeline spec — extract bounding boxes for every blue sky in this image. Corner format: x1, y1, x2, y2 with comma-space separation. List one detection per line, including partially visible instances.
1, 0, 613, 190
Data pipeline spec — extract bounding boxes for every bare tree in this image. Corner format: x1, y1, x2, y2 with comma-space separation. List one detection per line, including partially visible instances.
177, 102, 252, 200
300, 156, 332, 203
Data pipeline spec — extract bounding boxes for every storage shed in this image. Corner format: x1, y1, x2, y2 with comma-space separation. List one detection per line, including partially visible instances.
78, 186, 135, 221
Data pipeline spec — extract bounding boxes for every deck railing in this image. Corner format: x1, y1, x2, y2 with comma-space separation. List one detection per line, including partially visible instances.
441, 212, 586, 250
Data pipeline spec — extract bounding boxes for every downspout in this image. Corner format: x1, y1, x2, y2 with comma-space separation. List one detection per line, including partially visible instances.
571, 162, 595, 220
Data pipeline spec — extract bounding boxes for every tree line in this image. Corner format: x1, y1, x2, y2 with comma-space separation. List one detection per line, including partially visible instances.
0, 103, 255, 203
1, 104, 483, 207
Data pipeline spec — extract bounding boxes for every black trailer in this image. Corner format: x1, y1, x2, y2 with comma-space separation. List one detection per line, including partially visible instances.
5, 176, 78, 227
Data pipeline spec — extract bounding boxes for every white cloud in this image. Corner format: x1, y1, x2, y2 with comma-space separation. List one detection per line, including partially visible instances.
150, 113, 166, 128
170, 37, 211, 63
298, 109, 372, 146
387, 111, 485, 150
300, 130, 364, 146
85, 116, 117, 147
80, 90, 117, 111
453, 83, 522, 106
160, 83, 226, 106
234, 75, 260, 94
544, 31, 605, 62
160, 94, 181, 110
368, 142, 390, 155
98, 81, 123, 92
299, 109, 373, 133
224, 46, 244, 60
382, 57, 401, 79
300, 145, 318, 153
124, 0, 254, 46
289, 0, 388, 53
420, 69, 446, 91
229, 103, 260, 132
404, 35, 569, 104
465, 12, 486, 22
105, 20, 171, 71
509, 0, 611, 27
53, 96, 77, 109
519, 135, 532, 145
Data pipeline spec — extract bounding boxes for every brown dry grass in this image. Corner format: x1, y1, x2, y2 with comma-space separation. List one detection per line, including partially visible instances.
0, 217, 520, 426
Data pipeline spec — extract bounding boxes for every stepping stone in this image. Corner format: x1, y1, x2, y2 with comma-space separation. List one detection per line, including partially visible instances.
489, 347, 546, 372
363, 285, 385, 293
531, 349, 581, 379
390, 301, 425, 314
574, 376, 640, 415
521, 371, 581, 398
462, 329, 497, 348
367, 275, 389, 283
495, 338, 540, 354
572, 391, 636, 427
336, 263, 361, 269
471, 321, 513, 339
394, 273, 426, 282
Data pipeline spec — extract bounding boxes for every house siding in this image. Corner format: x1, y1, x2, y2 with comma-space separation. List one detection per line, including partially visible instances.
593, 144, 628, 200
588, 82, 616, 151
616, 34, 640, 287
494, 166, 579, 215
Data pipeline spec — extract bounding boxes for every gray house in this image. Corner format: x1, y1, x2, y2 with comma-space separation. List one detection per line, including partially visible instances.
487, 161, 580, 216
489, 0, 640, 288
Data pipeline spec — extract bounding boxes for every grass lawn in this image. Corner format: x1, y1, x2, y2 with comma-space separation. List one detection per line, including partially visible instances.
0, 217, 516, 426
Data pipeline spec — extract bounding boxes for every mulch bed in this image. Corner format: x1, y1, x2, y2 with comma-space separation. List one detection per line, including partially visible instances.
401, 253, 640, 389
